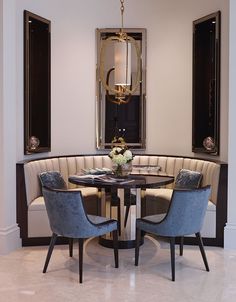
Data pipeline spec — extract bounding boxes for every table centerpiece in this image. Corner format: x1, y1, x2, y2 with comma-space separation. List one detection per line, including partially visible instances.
108, 137, 133, 177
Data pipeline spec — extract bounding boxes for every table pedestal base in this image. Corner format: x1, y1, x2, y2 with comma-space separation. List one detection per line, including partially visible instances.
99, 236, 144, 249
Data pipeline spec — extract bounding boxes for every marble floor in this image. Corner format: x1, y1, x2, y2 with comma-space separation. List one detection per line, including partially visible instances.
0, 236, 236, 302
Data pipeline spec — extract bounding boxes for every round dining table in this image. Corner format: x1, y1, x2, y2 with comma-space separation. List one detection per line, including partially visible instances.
69, 174, 174, 249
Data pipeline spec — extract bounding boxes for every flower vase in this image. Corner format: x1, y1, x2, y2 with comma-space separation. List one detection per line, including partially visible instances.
112, 162, 132, 177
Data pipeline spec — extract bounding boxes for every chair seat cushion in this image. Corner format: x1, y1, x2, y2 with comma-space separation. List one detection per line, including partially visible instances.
88, 214, 116, 225
141, 213, 166, 223
87, 215, 118, 236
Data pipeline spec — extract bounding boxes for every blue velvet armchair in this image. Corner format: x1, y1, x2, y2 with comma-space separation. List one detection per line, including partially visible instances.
42, 187, 118, 283
39, 172, 119, 283
135, 186, 211, 281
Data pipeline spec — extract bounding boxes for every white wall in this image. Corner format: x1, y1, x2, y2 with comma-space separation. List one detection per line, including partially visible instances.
0, 0, 4, 251
0, 0, 230, 253
14, 0, 229, 161
146, 0, 228, 160
224, 0, 236, 249
0, 0, 21, 254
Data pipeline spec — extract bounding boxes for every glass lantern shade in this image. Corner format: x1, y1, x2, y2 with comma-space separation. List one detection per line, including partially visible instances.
114, 41, 131, 86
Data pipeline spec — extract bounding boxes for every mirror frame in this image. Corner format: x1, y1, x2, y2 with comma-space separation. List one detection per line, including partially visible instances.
192, 11, 221, 155
24, 10, 51, 155
96, 28, 147, 150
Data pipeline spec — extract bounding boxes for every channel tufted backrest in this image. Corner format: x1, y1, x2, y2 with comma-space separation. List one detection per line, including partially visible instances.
24, 155, 220, 206
24, 156, 113, 206
24, 158, 61, 206
57, 156, 112, 189
132, 156, 220, 205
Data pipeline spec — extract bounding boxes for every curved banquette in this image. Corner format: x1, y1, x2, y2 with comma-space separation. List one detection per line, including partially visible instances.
16, 154, 227, 246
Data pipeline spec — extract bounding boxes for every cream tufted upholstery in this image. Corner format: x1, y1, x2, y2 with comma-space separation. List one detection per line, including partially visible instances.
19, 154, 223, 241
24, 156, 113, 206
24, 155, 220, 206
132, 156, 220, 205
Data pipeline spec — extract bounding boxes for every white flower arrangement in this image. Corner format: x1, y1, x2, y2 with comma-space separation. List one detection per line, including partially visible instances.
108, 137, 133, 165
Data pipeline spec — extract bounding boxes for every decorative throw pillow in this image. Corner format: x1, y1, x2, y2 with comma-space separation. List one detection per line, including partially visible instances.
175, 169, 202, 189
39, 171, 67, 190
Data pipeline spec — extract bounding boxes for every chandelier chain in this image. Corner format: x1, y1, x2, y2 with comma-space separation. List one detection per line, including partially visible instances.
120, 0, 124, 30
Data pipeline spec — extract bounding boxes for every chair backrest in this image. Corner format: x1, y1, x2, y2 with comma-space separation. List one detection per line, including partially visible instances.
42, 187, 99, 238
159, 186, 211, 236
39, 171, 67, 190
174, 169, 202, 189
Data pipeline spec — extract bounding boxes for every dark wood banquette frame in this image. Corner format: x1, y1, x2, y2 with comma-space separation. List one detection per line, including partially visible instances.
16, 154, 228, 247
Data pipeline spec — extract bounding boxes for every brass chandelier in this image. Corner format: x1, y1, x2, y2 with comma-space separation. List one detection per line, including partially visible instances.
99, 0, 141, 104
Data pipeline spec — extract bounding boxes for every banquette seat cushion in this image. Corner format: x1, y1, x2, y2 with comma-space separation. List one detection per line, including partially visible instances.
143, 168, 203, 214
17, 154, 226, 245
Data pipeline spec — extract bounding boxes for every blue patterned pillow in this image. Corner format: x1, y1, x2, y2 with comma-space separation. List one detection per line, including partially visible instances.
39, 171, 67, 190
175, 169, 202, 189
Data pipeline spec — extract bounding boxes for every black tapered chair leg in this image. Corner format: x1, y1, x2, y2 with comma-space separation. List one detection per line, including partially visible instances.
170, 237, 175, 281
195, 232, 209, 272
135, 228, 141, 266
117, 205, 121, 235
69, 238, 73, 257
78, 238, 84, 283
43, 233, 57, 273
113, 229, 119, 268
124, 205, 130, 227
179, 236, 184, 256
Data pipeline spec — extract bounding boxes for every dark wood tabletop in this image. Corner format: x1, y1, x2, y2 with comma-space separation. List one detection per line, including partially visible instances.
69, 174, 174, 189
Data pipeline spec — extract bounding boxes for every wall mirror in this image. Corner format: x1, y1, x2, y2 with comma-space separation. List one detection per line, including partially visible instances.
192, 11, 220, 155
96, 28, 146, 149
24, 10, 51, 154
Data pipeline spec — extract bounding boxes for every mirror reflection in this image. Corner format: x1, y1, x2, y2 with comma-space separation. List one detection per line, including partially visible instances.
96, 28, 146, 149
